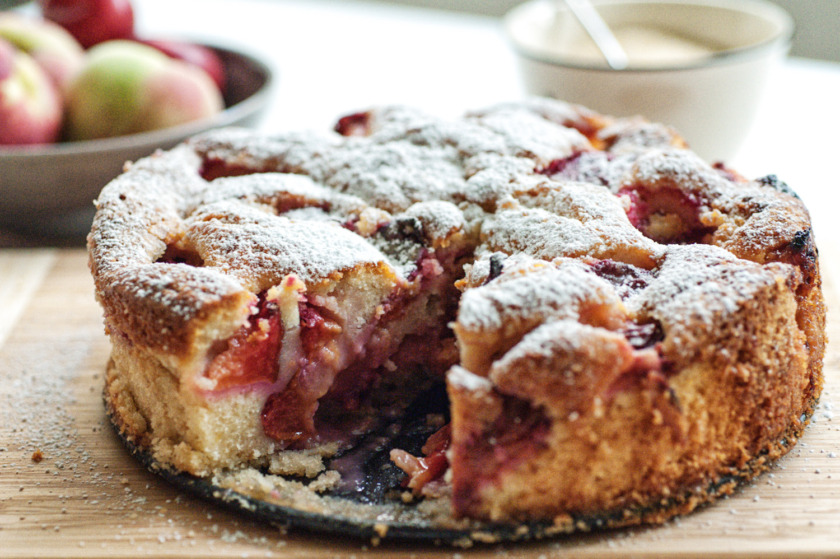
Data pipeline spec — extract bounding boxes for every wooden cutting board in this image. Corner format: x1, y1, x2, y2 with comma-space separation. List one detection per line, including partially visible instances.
1, 247, 839, 559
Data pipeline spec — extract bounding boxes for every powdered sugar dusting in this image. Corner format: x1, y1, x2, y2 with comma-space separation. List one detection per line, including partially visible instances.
493, 319, 597, 367
480, 206, 658, 268
599, 118, 685, 154
185, 200, 393, 290
401, 200, 468, 245
625, 148, 730, 198
457, 256, 620, 332
89, 98, 817, 360
629, 244, 796, 359
193, 172, 367, 218
448, 365, 493, 391
81, 96, 826, 541
466, 107, 589, 164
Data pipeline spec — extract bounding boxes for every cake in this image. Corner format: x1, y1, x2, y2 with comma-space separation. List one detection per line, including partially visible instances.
89, 98, 824, 530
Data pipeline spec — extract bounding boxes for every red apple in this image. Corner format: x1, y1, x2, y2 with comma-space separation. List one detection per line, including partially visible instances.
0, 39, 63, 145
0, 13, 84, 91
39, 0, 135, 49
139, 39, 226, 93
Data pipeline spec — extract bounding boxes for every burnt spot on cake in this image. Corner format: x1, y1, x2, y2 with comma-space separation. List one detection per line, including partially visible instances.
335, 111, 373, 137
756, 174, 800, 199
486, 254, 504, 284
769, 227, 819, 291
619, 184, 717, 244
790, 228, 814, 252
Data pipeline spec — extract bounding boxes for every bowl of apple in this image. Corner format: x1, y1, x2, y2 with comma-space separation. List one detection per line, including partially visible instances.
0, 0, 273, 237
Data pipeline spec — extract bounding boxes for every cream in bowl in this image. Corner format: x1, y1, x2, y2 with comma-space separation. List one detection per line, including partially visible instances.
505, 0, 794, 161
562, 23, 717, 67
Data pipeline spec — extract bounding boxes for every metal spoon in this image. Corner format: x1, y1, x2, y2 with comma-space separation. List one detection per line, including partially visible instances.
559, 0, 629, 70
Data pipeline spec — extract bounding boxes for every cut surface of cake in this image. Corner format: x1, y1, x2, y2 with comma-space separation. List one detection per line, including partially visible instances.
89, 98, 824, 535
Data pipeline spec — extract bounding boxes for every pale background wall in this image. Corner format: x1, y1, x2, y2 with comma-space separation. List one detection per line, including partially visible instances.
374, 0, 840, 62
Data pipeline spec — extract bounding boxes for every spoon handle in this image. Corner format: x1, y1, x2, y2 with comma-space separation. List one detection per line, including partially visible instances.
561, 0, 629, 69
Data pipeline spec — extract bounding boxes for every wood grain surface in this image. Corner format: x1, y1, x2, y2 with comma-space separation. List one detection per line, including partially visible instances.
1, 247, 839, 559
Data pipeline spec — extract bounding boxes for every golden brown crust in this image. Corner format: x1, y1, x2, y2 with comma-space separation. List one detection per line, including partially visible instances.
89, 98, 825, 528
88, 147, 257, 363
105, 339, 287, 477
448, 249, 811, 522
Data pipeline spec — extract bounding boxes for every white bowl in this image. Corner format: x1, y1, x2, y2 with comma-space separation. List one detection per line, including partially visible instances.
505, 0, 793, 162
0, 43, 273, 237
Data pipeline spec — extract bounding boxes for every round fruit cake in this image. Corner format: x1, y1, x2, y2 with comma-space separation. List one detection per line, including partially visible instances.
89, 98, 824, 530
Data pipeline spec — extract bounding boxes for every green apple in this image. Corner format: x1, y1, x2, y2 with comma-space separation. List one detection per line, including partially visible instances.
64, 40, 224, 141
0, 13, 84, 91
0, 38, 63, 145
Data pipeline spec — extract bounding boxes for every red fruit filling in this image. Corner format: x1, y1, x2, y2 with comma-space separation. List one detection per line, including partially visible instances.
204, 294, 282, 391
257, 247, 462, 449
619, 185, 715, 244
622, 321, 664, 350
261, 381, 318, 443
324, 248, 461, 409
390, 424, 451, 495
589, 259, 652, 299
535, 112, 607, 146
259, 302, 341, 447
298, 303, 341, 356
199, 157, 259, 181
604, 345, 682, 440
538, 151, 585, 176
538, 151, 611, 186
712, 162, 745, 183
452, 395, 551, 512
607, 323, 668, 395
334, 111, 372, 137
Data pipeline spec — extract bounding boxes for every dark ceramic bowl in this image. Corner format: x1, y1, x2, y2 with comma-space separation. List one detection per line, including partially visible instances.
0, 43, 273, 236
